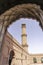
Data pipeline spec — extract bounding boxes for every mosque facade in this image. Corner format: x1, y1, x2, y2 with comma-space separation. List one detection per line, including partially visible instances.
1, 24, 43, 65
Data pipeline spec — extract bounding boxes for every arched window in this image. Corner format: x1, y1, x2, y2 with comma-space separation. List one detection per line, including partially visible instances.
41, 57, 43, 63
33, 57, 37, 63
9, 50, 15, 65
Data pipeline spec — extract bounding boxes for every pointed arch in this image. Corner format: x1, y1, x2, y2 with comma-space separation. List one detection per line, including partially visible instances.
0, 3, 43, 62
9, 50, 15, 65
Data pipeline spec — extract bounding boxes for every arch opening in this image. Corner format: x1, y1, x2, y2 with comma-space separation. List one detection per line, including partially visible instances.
7, 18, 43, 54
9, 50, 15, 65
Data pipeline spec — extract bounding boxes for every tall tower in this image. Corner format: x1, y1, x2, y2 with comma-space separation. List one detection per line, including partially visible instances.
21, 24, 28, 52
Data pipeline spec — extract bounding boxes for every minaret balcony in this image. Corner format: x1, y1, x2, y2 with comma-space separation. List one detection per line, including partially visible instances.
21, 34, 27, 37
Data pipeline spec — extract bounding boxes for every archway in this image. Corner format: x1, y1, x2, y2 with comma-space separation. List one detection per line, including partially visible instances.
9, 50, 15, 65
0, 3, 43, 62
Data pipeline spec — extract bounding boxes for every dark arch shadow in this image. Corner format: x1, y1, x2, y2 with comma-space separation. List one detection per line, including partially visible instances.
9, 50, 15, 65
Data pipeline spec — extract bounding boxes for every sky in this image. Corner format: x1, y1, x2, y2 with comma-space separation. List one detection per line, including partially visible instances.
7, 18, 43, 54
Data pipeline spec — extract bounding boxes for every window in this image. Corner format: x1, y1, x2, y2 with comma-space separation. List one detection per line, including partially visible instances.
41, 57, 43, 63
33, 57, 37, 63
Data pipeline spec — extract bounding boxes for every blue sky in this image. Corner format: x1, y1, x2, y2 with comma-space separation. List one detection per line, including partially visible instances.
7, 18, 43, 54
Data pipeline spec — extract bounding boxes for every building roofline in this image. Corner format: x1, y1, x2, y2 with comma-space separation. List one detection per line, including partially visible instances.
6, 31, 29, 55
5, 31, 43, 56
